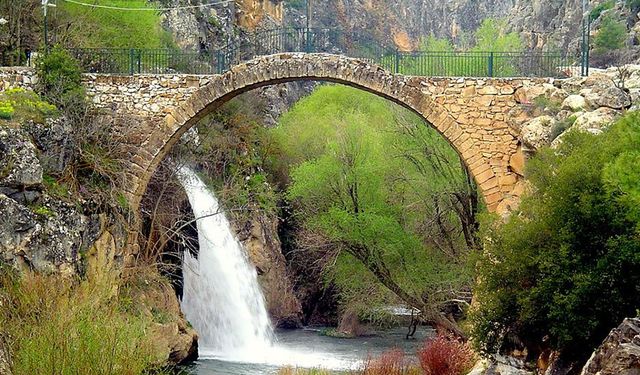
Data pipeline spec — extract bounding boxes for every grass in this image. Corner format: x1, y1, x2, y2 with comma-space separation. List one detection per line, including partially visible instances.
0, 268, 169, 375
56, 0, 173, 48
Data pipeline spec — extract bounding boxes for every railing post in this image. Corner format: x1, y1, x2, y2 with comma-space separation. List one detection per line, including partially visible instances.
129, 48, 135, 75
394, 48, 400, 74
488, 52, 494, 77
216, 50, 221, 74
136, 49, 142, 74
305, 28, 312, 53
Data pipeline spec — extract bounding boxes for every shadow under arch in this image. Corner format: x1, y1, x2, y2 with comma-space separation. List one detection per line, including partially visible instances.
126, 53, 509, 213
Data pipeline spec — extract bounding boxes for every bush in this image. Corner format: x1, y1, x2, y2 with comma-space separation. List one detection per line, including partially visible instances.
0, 101, 14, 120
0, 269, 165, 375
590, 0, 615, 21
594, 14, 627, 53
417, 334, 476, 375
36, 46, 86, 118
471, 112, 640, 361
0, 87, 58, 124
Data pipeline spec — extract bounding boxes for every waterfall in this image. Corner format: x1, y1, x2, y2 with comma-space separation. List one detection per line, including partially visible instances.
178, 166, 274, 361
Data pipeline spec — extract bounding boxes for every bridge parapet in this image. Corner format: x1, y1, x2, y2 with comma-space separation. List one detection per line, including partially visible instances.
2, 54, 557, 215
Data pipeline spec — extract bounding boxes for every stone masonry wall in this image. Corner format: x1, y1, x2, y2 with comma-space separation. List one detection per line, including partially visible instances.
0, 67, 38, 91
1, 55, 559, 215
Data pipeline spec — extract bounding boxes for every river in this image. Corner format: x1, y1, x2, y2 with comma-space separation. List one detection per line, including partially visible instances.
182, 326, 433, 375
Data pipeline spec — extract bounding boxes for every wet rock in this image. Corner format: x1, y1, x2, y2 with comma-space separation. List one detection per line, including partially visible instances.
467, 355, 534, 375
580, 317, 640, 375
235, 213, 303, 328
0, 127, 42, 188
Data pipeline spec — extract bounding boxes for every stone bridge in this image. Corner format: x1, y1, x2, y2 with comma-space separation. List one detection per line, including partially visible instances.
2, 53, 559, 214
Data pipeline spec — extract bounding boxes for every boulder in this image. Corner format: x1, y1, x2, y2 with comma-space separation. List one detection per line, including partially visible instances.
560, 76, 588, 94
467, 355, 534, 375
572, 108, 619, 135
580, 317, 640, 375
562, 95, 587, 111
0, 127, 42, 189
521, 115, 555, 150
592, 85, 632, 109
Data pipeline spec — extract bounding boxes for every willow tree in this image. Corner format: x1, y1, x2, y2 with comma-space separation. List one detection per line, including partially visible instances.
270, 85, 476, 335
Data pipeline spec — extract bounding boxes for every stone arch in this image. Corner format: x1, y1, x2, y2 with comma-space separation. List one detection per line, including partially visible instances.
123, 53, 512, 213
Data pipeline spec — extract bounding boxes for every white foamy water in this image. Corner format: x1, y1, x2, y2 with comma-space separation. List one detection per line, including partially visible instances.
178, 166, 364, 371
178, 167, 274, 362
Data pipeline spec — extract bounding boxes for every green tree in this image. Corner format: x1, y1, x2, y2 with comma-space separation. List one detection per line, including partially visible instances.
471, 112, 640, 361
273, 85, 476, 335
594, 14, 627, 52
472, 19, 523, 53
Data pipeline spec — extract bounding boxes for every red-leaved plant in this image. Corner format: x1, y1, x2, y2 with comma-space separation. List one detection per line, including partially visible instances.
417, 333, 476, 375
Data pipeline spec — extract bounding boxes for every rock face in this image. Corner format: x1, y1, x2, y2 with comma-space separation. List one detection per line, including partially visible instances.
580, 317, 640, 375
0, 127, 93, 276
234, 213, 303, 328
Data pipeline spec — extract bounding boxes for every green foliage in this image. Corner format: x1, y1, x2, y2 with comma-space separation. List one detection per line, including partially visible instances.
471, 112, 640, 359
272, 85, 474, 319
0, 101, 14, 120
532, 96, 562, 116
57, 0, 172, 49
0, 270, 165, 375
32, 205, 54, 217
590, 0, 615, 21
0, 88, 57, 124
36, 46, 85, 114
472, 19, 523, 53
400, 19, 523, 76
594, 14, 627, 52
180, 98, 281, 221
627, 0, 640, 12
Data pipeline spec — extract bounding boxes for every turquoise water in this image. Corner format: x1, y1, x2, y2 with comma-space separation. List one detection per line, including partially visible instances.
182, 327, 434, 375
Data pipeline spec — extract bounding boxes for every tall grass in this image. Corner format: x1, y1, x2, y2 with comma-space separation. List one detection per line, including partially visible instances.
0, 268, 165, 375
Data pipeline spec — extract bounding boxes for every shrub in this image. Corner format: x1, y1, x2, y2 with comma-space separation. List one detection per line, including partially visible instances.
417, 334, 476, 375
590, 0, 615, 21
0, 87, 57, 124
471, 112, 640, 361
0, 101, 14, 120
36, 46, 86, 118
594, 14, 627, 53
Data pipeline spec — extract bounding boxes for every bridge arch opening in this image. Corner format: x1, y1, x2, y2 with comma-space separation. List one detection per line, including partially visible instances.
124, 53, 522, 214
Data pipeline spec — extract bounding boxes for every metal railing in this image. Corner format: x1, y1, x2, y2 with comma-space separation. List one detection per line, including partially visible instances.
50, 28, 579, 78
